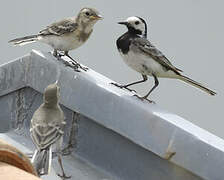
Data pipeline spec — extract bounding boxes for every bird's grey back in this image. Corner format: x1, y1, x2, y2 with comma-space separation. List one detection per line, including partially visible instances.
131, 37, 182, 73
31, 104, 64, 124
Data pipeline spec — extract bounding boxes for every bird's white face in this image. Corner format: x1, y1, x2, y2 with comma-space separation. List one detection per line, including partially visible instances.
125, 16, 146, 36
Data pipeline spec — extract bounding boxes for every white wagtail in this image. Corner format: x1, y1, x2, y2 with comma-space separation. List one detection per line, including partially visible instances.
9, 7, 103, 71
113, 16, 216, 102
30, 82, 70, 179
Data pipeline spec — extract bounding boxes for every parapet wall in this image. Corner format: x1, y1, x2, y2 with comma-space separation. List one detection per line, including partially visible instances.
0, 50, 223, 180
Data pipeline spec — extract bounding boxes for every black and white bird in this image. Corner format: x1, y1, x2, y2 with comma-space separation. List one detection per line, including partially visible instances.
9, 7, 103, 71
114, 16, 216, 102
30, 82, 70, 179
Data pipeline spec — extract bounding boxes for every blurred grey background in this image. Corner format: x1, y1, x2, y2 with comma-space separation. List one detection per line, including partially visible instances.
0, 1, 223, 138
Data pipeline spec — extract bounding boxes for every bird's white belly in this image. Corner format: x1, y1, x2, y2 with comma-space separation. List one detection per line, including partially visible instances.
120, 50, 162, 75
120, 50, 176, 78
39, 34, 83, 51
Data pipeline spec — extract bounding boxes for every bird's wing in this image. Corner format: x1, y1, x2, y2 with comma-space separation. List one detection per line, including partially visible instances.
30, 108, 65, 149
132, 37, 183, 74
30, 120, 64, 149
39, 18, 78, 36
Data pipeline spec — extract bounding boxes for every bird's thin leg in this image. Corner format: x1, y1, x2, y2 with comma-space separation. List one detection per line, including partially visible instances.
123, 74, 148, 88
111, 74, 147, 93
143, 74, 159, 99
134, 74, 159, 103
64, 51, 88, 71
58, 51, 80, 72
64, 51, 79, 64
57, 154, 71, 179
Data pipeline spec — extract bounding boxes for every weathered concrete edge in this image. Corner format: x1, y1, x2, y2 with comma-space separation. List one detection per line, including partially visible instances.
1, 50, 224, 180
0, 54, 31, 96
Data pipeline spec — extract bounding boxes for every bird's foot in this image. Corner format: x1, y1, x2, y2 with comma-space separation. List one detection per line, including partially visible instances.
70, 60, 88, 72
64, 54, 88, 72
110, 82, 136, 93
57, 52, 65, 58
57, 173, 71, 180
52, 51, 88, 72
52, 51, 63, 60
62, 60, 81, 72
133, 94, 155, 104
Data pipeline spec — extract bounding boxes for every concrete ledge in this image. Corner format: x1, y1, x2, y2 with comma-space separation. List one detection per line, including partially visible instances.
0, 50, 224, 180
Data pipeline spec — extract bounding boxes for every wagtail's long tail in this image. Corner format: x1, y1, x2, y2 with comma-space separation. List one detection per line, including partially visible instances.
31, 146, 52, 176
178, 75, 216, 96
9, 35, 38, 46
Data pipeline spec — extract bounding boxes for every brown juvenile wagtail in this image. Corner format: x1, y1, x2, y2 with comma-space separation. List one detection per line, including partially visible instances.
9, 7, 103, 71
30, 82, 70, 179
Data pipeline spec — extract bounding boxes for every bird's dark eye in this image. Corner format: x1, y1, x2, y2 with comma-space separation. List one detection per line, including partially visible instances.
135, 21, 140, 25
85, 12, 90, 16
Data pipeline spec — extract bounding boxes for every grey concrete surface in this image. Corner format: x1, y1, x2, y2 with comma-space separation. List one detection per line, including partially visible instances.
0, 87, 200, 180
0, 51, 224, 179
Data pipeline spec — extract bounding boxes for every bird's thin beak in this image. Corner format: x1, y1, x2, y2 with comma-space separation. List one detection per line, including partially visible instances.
118, 21, 128, 26
91, 14, 103, 20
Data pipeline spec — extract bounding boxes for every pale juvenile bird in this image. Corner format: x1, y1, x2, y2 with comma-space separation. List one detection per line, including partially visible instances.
113, 16, 216, 102
9, 7, 103, 71
30, 82, 70, 179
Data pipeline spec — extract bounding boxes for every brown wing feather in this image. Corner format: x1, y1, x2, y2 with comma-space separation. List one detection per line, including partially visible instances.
39, 18, 78, 36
